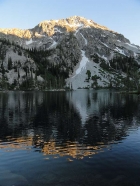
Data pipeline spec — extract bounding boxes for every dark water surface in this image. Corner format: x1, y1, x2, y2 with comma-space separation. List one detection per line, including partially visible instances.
0, 90, 140, 186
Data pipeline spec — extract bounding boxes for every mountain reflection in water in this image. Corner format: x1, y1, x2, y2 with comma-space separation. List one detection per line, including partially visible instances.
0, 90, 139, 159
0, 90, 140, 185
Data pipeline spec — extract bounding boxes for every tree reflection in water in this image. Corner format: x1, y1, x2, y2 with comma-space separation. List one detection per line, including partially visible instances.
0, 90, 140, 159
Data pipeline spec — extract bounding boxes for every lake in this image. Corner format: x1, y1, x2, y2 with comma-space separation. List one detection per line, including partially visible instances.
0, 90, 140, 186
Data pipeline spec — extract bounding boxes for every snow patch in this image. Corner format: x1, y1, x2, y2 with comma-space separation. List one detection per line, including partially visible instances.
134, 52, 137, 57
26, 38, 33, 45
77, 23, 84, 27
87, 19, 91, 23
101, 34, 106, 37
66, 22, 83, 28
102, 55, 108, 61
85, 25, 91, 28
74, 26, 83, 36
101, 42, 109, 48
115, 47, 126, 56
80, 33, 87, 45
76, 50, 89, 75
37, 76, 44, 82
35, 33, 46, 37
48, 40, 57, 49
54, 28, 63, 33
126, 43, 138, 49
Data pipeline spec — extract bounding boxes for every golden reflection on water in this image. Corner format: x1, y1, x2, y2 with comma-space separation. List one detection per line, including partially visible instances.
0, 137, 33, 151
41, 140, 106, 159
0, 135, 109, 159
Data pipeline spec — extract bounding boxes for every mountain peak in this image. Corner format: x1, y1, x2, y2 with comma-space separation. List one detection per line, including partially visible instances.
38, 15, 110, 35
68, 15, 87, 20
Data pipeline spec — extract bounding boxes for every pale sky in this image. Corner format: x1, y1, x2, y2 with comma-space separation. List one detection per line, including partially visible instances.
0, 0, 140, 45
